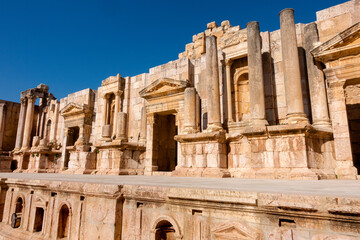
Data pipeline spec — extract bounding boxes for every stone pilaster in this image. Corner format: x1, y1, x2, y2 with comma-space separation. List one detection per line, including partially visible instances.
144, 113, 158, 174
183, 87, 197, 134
22, 95, 36, 150
279, 8, 309, 124
225, 59, 234, 123
304, 22, 331, 127
140, 106, 147, 142
205, 35, 223, 131
247, 21, 268, 126
0, 103, 6, 150
14, 98, 27, 150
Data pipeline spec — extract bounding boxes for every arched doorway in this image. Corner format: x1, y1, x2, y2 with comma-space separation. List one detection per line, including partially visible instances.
155, 220, 176, 240
11, 197, 24, 228
57, 204, 70, 238
152, 216, 182, 240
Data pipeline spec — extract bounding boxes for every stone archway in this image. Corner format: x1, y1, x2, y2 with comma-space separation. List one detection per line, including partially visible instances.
151, 215, 182, 240
57, 203, 71, 239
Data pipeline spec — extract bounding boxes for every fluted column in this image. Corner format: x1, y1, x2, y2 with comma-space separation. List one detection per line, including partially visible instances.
280, 8, 308, 124
247, 21, 268, 126
304, 22, 331, 127
22, 95, 36, 150
205, 35, 223, 131
225, 59, 234, 123
0, 103, 6, 150
183, 87, 197, 134
14, 98, 27, 150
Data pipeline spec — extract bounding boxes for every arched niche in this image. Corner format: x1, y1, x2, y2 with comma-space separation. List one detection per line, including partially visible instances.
234, 69, 250, 123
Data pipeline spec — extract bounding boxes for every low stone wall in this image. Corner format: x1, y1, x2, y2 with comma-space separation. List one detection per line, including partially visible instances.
0, 178, 359, 240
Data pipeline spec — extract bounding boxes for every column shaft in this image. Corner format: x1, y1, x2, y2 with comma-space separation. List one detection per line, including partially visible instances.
304, 22, 331, 127
205, 35, 222, 131
140, 106, 147, 142
183, 87, 197, 133
279, 8, 308, 124
15, 98, 27, 150
225, 60, 234, 123
113, 92, 121, 137
22, 95, 36, 149
116, 112, 127, 140
247, 21, 268, 126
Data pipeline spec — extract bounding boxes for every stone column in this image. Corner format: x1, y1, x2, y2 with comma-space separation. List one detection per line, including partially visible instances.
304, 23, 331, 127
61, 128, 69, 170
225, 59, 234, 123
102, 95, 109, 126
116, 112, 127, 140
0, 103, 6, 150
205, 35, 223, 131
247, 21, 268, 126
22, 95, 36, 150
50, 102, 60, 141
14, 98, 27, 150
140, 106, 147, 142
195, 94, 201, 131
112, 91, 121, 138
279, 9, 308, 124
183, 87, 197, 133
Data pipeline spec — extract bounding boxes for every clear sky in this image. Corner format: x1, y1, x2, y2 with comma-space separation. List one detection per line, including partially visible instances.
0, 0, 347, 102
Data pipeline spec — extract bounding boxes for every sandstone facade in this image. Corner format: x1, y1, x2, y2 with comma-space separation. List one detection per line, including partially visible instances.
0, 1, 360, 238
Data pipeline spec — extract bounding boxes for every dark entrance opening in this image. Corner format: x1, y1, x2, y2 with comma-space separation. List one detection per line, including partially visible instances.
155, 220, 176, 240
33, 207, 44, 232
57, 205, 70, 238
154, 113, 177, 171
345, 80, 360, 173
67, 127, 79, 146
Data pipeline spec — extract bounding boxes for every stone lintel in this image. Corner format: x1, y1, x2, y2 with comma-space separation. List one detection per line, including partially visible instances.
174, 131, 226, 143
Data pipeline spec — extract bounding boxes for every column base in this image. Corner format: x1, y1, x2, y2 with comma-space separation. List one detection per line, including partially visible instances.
205, 123, 223, 132
312, 120, 332, 127
286, 112, 309, 124
250, 119, 269, 127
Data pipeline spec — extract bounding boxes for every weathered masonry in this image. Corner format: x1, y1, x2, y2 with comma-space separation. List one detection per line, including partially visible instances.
0, 176, 359, 240
1, 1, 360, 239
1, 1, 359, 180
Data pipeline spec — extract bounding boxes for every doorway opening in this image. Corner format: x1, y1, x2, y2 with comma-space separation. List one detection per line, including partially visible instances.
155, 220, 176, 240
33, 207, 44, 232
57, 204, 70, 238
345, 81, 360, 173
153, 113, 178, 171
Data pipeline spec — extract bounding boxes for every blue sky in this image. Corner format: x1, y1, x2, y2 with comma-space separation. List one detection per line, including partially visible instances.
0, 0, 346, 102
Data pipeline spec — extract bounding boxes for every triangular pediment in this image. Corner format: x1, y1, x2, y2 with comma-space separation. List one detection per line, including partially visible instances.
211, 222, 262, 240
60, 103, 88, 117
311, 22, 360, 62
139, 78, 190, 99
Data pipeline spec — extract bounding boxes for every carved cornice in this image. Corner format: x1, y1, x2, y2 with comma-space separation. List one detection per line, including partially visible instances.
139, 78, 190, 100
311, 22, 360, 62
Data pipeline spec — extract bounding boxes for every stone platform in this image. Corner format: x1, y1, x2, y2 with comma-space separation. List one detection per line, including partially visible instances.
0, 173, 359, 239
0, 173, 359, 198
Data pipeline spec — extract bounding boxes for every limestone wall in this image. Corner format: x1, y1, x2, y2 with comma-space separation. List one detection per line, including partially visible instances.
0, 101, 20, 151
